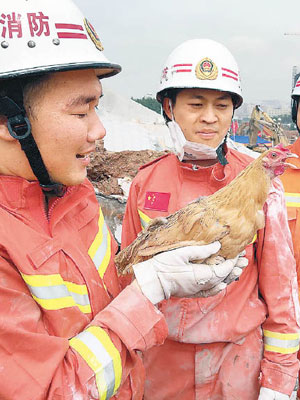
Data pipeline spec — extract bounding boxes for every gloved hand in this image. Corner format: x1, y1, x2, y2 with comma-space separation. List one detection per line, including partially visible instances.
195, 250, 248, 297
133, 242, 248, 304
258, 387, 290, 400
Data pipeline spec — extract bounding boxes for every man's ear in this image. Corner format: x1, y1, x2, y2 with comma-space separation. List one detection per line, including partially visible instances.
0, 115, 16, 142
162, 98, 173, 120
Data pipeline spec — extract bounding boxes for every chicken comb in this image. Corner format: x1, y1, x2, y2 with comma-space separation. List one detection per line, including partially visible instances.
275, 143, 289, 153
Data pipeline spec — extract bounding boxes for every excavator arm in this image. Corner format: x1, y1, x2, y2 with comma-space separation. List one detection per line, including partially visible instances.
248, 105, 289, 148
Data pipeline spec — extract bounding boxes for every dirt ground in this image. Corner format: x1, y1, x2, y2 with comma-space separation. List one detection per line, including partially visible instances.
87, 141, 169, 197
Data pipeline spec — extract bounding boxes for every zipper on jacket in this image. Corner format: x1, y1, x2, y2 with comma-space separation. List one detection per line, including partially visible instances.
44, 186, 74, 222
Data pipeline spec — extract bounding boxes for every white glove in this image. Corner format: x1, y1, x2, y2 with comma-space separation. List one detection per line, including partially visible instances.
195, 250, 248, 297
223, 250, 248, 284
133, 242, 248, 304
258, 387, 290, 400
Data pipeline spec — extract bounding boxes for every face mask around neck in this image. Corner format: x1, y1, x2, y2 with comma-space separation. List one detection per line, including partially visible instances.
167, 119, 223, 162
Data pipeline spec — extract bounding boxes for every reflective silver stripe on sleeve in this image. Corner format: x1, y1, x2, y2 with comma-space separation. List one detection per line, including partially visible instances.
28, 285, 89, 306
76, 330, 115, 399
21, 273, 91, 313
69, 326, 122, 399
263, 330, 300, 354
264, 336, 299, 349
284, 192, 300, 207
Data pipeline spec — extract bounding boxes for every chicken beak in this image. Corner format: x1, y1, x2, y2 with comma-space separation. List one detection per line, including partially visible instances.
284, 152, 298, 169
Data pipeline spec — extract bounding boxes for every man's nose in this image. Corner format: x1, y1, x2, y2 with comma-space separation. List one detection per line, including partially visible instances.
88, 114, 106, 142
200, 105, 218, 123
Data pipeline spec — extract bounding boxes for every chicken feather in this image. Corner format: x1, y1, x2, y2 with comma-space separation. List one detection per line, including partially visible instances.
116, 145, 297, 275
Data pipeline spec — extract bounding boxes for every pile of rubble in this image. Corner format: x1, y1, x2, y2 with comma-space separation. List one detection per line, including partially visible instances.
87, 141, 169, 243
87, 140, 169, 199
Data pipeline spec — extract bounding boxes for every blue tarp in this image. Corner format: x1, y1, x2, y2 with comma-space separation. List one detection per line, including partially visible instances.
230, 135, 270, 144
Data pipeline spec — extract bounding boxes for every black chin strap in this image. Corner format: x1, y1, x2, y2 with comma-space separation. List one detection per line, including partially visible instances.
216, 113, 235, 167
0, 96, 66, 197
216, 136, 229, 166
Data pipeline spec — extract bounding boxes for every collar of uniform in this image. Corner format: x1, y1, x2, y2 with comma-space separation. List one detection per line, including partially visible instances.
288, 139, 300, 169
0, 175, 43, 210
177, 155, 231, 195
0, 176, 85, 211
177, 147, 254, 191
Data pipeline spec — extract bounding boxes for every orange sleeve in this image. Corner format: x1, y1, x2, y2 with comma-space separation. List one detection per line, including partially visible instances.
0, 256, 167, 399
257, 179, 300, 395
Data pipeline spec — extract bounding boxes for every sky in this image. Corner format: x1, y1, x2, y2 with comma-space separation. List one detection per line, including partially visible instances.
73, 0, 300, 105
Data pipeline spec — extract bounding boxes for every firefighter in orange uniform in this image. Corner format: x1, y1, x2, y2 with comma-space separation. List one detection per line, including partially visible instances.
280, 76, 300, 399
0, 2, 247, 399
122, 39, 300, 400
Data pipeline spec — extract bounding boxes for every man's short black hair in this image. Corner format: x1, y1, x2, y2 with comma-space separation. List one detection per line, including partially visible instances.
159, 88, 183, 122
0, 74, 51, 118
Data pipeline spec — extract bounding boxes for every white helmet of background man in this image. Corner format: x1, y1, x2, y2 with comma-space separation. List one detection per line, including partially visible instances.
0, 0, 121, 79
156, 38, 243, 109
0, 0, 121, 196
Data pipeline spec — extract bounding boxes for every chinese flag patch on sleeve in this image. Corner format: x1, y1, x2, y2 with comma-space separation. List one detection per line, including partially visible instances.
144, 191, 171, 212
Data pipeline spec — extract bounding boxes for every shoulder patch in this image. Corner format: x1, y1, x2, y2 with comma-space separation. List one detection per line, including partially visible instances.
139, 153, 171, 171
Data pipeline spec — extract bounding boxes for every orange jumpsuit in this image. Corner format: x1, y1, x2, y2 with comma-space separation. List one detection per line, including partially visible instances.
281, 138, 300, 290
280, 138, 300, 398
122, 150, 300, 400
0, 176, 168, 400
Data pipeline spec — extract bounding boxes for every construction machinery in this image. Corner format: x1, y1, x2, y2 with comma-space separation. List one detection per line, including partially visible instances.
237, 105, 289, 152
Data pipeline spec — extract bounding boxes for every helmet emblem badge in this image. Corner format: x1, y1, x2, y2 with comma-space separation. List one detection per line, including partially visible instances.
195, 57, 218, 80
84, 18, 104, 51
160, 67, 169, 83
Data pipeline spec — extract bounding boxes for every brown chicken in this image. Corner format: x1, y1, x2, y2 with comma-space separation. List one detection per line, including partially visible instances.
115, 145, 297, 275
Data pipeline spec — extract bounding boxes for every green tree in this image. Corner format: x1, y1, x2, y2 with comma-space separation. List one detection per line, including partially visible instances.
131, 96, 162, 114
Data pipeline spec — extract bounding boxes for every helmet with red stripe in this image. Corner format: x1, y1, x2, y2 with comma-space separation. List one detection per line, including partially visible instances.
0, 0, 121, 80
156, 39, 243, 109
0, 0, 121, 196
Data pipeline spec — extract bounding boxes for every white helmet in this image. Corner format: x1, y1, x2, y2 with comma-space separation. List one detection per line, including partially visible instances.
157, 39, 243, 109
292, 75, 300, 99
0, 0, 121, 80
291, 75, 300, 124
0, 0, 121, 197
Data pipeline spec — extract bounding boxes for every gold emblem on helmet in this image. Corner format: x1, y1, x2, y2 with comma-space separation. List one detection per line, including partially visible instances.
195, 58, 218, 80
84, 18, 104, 51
